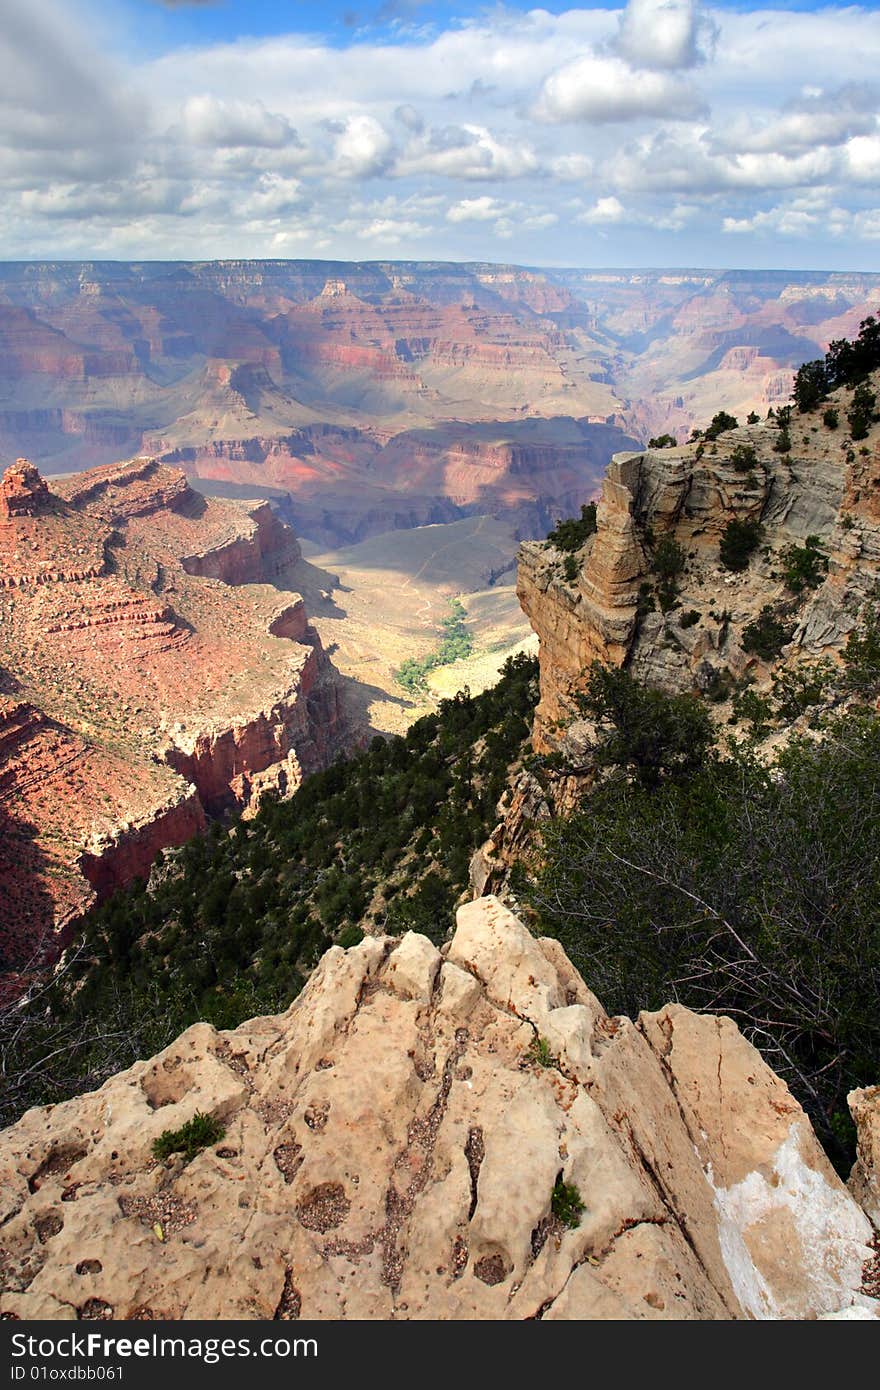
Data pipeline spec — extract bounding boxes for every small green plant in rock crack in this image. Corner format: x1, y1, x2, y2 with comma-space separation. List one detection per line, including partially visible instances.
526, 1035, 557, 1069
152, 1112, 226, 1165
551, 1178, 585, 1229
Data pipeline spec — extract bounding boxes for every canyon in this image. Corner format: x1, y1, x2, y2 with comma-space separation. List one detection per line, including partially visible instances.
1, 262, 879, 551
0, 456, 350, 988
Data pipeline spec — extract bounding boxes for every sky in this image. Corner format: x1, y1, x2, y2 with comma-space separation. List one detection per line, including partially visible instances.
2, 0, 880, 269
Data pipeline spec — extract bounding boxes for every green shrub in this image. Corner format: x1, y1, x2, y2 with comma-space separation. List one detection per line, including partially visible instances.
729, 443, 758, 473
648, 434, 677, 449
704, 411, 738, 440
551, 1179, 585, 1229
770, 659, 834, 722
337, 924, 364, 949
526, 708, 880, 1167
652, 536, 687, 612
842, 595, 880, 696
563, 554, 579, 583
823, 406, 839, 430
825, 315, 880, 389
576, 663, 715, 787
747, 411, 760, 424
847, 381, 877, 441
741, 606, 794, 661
527, 1036, 556, 1068
719, 518, 763, 572
781, 536, 828, 593
152, 1112, 226, 1165
731, 687, 774, 738
546, 503, 598, 554
679, 610, 701, 629
774, 427, 792, 454
793, 359, 828, 412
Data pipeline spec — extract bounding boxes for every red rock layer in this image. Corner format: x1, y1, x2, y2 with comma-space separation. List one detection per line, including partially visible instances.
0, 458, 349, 984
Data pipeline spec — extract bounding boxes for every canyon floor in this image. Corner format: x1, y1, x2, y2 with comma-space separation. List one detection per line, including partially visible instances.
300, 514, 537, 736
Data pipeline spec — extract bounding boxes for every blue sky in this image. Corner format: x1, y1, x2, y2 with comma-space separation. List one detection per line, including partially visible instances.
2, 0, 880, 268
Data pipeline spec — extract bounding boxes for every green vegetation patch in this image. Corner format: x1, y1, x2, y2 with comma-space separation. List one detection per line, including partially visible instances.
781, 535, 828, 593
396, 598, 475, 694
719, 518, 763, 572
152, 1112, 225, 1165
551, 1179, 585, 1229
526, 645, 880, 1170
546, 503, 597, 555
741, 606, 794, 661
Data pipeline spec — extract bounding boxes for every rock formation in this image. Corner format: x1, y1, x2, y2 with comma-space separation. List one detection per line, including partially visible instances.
0, 458, 349, 983
1, 261, 877, 547
518, 374, 880, 752
0, 897, 875, 1321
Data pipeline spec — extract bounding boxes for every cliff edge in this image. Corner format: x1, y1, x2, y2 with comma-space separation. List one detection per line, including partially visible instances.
1, 897, 876, 1321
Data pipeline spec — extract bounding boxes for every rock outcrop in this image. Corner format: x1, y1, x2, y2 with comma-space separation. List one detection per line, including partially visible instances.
518, 377, 880, 751
0, 458, 350, 982
849, 1087, 880, 1229
0, 897, 875, 1321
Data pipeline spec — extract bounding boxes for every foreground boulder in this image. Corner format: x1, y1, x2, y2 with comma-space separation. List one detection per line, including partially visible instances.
0, 897, 876, 1320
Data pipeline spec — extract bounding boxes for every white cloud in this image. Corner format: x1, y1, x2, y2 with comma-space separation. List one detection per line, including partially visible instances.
180, 96, 299, 149
3, 1, 880, 265
550, 153, 594, 182
396, 125, 538, 181
0, 0, 141, 176
577, 195, 626, 225
535, 52, 706, 125
332, 115, 394, 178
614, 128, 838, 195
846, 134, 880, 182
446, 196, 511, 223
615, 0, 716, 72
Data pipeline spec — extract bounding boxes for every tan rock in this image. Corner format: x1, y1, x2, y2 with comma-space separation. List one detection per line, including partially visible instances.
0, 898, 874, 1321
848, 1084, 880, 1227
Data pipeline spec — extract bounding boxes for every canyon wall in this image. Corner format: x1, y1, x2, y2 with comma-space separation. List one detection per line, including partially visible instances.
2, 261, 877, 547
0, 457, 350, 982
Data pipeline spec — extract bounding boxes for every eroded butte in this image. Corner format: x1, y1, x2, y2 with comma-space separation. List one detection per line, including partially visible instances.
0, 457, 348, 986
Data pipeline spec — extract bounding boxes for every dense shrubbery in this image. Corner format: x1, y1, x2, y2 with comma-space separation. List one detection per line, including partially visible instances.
396, 598, 474, 693
793, 317, 880, 417
780, 535, 828, 593
719, 518, 763, 572
651, 536, 687, 612
729, 443, 758, 474
546, 503, 597, 554
703, 411, 738, 440
1, 656, 538, 1126
576, 665, 714, 788
528, 663, 880, 1165
847, 381, 877, 441
741, 605, 794, 661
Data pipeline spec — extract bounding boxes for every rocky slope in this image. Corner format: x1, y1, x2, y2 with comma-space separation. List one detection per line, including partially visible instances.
0, 897, 876, 1321
0, 458, 349, 984
517, 373, 880, 754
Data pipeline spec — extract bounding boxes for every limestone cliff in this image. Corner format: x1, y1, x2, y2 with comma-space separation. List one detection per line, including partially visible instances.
0, 898, 876, 1321
518, 375, 880, 754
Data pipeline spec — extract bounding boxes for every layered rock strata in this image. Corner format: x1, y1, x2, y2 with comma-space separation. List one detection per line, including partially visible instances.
0, 898, 875, 1321
0, 458, 348, 977
518, 376, 880, 751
